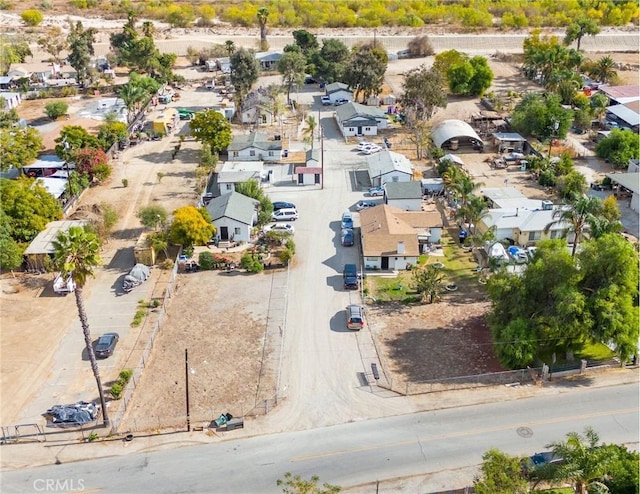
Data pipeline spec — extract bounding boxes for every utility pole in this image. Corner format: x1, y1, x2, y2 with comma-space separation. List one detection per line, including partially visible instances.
185, 348, 191, 432
320, 121, 324, 190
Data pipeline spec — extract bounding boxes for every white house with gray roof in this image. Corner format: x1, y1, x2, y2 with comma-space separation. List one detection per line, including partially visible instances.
384, 181, 423, 211
227, 132, 282, 162
334, 102, 388, 137
217, 161, 265, 195
325, 82, 352, 104
205, 191, 259, 243
367, 150, 413, 187
240, 92, 276, 124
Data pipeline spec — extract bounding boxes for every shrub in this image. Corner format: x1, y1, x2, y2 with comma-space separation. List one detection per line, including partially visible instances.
131, 308, 147, 327
109, 382, 123, 399
240, 252, 264, 273
44, 101, 69, 120
198, 251, 216, 270
21, 9, 43, 26
92, 163, 112, 183
407, 35, 434, 57
279, 248, 293, 266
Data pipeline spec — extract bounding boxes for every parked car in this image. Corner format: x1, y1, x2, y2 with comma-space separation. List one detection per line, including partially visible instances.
321, 96, 331, 106
356, 200, 376, 211
272, 208, 298, 221
341, 228, 354, 246
304, 76, 317, 84
263, 223, 295, 234
356, 141, 372, 151
341, 212, 354, 229
364, 145, 382, 155
343, 263, 359, 290
95, 333, 119, 358
369, 186, 385, 196
335, 98, 349, 106
273, 201, 296, 211
526, 246, 538, 260
508, 246, 528, 264
522, 451, 564, 479
346, 304, 364, 330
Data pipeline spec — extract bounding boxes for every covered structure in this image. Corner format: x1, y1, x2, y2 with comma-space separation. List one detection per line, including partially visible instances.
152, 108, 178, 136
606, 172, 639, 212
23, 220, 88, 271
431, 119, 483, 150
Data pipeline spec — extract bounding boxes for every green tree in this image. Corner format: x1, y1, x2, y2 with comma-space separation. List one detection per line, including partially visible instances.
0, 211, 24, 273
557, 169, 588, 199
302, 114, 317, 149
0, 37, 32, 74
276, 472, 340, 494
473, 448, 529, 494
0, 108, 20, 128
278, 45, 307, 104
564, 17, 600, 51
578, 234, 639, 363
235, 180, 272, 224
467, 56, 494, 96
165, 4, 195, 28
547, 427, 611, 494
510, 92, 573, 140
600, 444, 640, 493
224, 40, 235, 57
73, 148, 110, 183
97, 121, 128, 150
344, 44, 388, 101
312, 38, 349, 84
411, 265, 444, 304
595, 129, 640, 168
0, 127, 43, 171
44, 101, 69, 120
256, 7, 269, 51
67, 21, 97, 83
52, 226, 109, 426
240, 252, 264, 273
292, 29, 319, 59
169, 206, 215, 248
189, 110, 232, 155
137, 205, 169, 230
55, 126, 100, 161
230, 48, 260, 112
21, 9, 44, 26
432, 49, 467, 88
37, 27, 68, 64
589, 93, 608, 127
402, 64, 447, 123
588, 56, 617, 84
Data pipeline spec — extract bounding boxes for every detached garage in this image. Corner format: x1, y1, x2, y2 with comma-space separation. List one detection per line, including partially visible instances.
431, 119, 483, 151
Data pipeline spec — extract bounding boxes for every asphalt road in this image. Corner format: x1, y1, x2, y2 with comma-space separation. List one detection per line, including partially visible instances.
2, 383, 637, 493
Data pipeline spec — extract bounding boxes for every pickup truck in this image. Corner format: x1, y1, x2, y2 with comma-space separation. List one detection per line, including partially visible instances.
343, 264, 359, 290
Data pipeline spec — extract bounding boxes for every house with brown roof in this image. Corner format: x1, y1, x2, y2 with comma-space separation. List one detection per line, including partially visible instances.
359, 205, 443, 270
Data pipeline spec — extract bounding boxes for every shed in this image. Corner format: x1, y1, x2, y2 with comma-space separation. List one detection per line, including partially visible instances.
134, 232, 156, 266
431, 119, 483, 150
24, 220, 88, 270
606, 172, 639, 212
421, 178, 444, 194
294, 166, 322, 186
491, 132, 527, 153
382, 94, 396, 105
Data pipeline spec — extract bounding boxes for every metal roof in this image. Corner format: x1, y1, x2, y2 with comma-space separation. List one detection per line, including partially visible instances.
24, 220, 88, 256
385, 181, 422, 199
431, 119, 482, 148
607, 172, 639, 194
367, 150, 413, 179
606, 104, 640, 127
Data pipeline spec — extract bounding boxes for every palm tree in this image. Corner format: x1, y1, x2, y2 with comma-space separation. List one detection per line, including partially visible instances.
118, 83, 146, 123
302, 114, 317, 149
545, 194, 603, 256
547, 427, 611, 494
590, 56, 617, 84
224, 40, 235, 57
256, 7, 269, 51
457, 194, 489, 234
590, 93, 608, 127
52, 226, 109, 427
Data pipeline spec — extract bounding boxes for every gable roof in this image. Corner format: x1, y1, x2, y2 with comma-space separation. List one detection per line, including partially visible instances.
482, 207, 567, 232
367, 150, 413, 178
359, 205, 420, 256
205, 191, 258, 224
385, 181, 422, 200
335, 102, 387, 122
325, 82, 350, 95
227, 133, 282, 152
306, 148, 320, 163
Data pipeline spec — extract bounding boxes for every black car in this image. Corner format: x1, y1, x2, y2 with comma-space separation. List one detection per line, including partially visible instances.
341, 228, 354, 247
95, 333, 119, 358
273, 201, 296, 211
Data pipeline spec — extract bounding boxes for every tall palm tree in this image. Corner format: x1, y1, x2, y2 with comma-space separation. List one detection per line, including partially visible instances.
456, 194, 488, 234
545, 194, 603, 257
52, 226, 109, 427
547, 427, 611, 494
302, 114, 317, 149
118, 83, 146, 123
590, 56, 617, 84
224, 40, 235, 57
256, 7, 269, 51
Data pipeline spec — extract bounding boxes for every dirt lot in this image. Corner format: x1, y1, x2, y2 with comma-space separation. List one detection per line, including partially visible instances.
1, 40, 637, 430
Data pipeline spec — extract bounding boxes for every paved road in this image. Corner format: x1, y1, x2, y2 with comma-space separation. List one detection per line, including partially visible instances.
2, 383, 637, 493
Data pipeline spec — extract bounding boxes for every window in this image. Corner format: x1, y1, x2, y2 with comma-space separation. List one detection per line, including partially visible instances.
268, 151, 274, 156
234, 227, 241, 235
225, 184, 232, 190
232, 151, 239, 157
250, 150, 256, 157
365, 127, 371, 131
550, 230, 562, 239
528, 231, 541, 241
348, 128, 355, 132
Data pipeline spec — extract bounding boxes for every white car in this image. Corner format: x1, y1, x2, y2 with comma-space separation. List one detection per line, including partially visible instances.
321, 96, 331, 106
356, 200, 377, 211
364, 145, 382, 155
356, 141, 372, 151
263, 223, 295, 234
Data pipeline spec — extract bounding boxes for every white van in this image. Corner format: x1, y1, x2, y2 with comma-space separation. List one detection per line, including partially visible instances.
272, 208, 298, 221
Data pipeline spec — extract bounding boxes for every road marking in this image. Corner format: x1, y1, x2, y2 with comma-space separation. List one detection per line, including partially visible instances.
291, 407, 640, 462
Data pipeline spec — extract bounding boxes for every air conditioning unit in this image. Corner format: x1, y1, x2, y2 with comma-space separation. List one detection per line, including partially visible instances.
541, 200, 553, 210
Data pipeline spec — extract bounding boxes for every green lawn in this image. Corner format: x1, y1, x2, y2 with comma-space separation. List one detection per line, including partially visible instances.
538, 341, 615, 366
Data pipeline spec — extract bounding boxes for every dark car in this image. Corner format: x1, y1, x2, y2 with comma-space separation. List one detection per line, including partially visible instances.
341, 228, 354, 247
273, 201, 296, 211
343, 263, 359, 290
95, 333, 119, 358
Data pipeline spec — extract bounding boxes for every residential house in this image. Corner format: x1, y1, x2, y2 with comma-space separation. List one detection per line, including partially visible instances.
227, 132, 282, 162
367, 150, 413, 187
255, 52, 282, 71
334, 102, 388, 137
240, 91, 275, 125
7, 62, 56, 83
359, 205, 442, 270
0, 76, 13, 90
384, 181, 423, 211
325, 82, 352, 104
476, 199, 573, 247
217, 161, 265, 195
23, 220, 88, 271
205, 191, 259, 244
